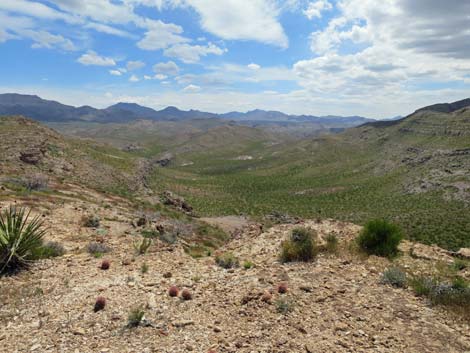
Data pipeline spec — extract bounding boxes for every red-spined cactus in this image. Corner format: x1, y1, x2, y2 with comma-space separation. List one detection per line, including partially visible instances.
181, 288, 192, 300
277, 283, 288, 294
100, 259, 110, 270
94, 296, 106, 312
168, 285, 179, 297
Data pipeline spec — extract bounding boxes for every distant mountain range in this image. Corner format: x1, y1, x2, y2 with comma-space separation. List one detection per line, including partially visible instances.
0, 93, 373, 125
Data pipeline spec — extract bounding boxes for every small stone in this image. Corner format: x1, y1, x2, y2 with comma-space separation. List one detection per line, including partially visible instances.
30, 344, 41, 351
173, 320, 194, 328
213, 326, 222, 333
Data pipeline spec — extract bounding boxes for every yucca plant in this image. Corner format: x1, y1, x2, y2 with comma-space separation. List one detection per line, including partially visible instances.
0, 206, 47, 275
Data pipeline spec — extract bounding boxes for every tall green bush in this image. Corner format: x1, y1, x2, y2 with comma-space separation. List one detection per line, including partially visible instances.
357, 219, 403, 258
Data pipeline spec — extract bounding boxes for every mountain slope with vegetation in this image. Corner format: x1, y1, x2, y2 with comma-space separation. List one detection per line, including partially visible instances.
149, 100, 470, 251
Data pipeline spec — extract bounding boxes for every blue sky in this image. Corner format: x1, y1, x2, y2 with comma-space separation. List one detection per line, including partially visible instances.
1, 0, 470, 118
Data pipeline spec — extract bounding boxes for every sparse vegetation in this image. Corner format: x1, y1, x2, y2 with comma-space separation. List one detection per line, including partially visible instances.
86, 242, 111, 257
356, 220, 403, 258
141, 262, 149, 274
324, 233, 339, 254
452, 259, 468, 271
127, 307, 145, 328
31, 241, 65, 259
0, 206, 47, 275
275, 297, 294, 314
380, 267, 407, 288
409, 275, 470, 317
133, 237, 152, 255
215, 252, 239, 269
280, 227, 317, 263
243, 260, 254, 269
409, 276, 437, 297
83, 214, 100, 228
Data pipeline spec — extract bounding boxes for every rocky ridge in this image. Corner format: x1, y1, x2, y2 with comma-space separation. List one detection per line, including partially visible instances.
0, 190, 469, 353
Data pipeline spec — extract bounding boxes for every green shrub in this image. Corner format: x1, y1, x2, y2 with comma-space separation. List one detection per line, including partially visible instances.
324, 233, 338, 253
243, 260, 254, 269
215, 252, 239, 269
280, 227, 317, 263
452, 259, 468, 271
380, 267, 407, 288
357, 219, 403, 258
127, 307, 145, 328
409, 276, 437, 297
86, 242, 111, 257
275, 297, 294, 314
134, 238, 152, 255
429, 281, 470, 311
83, 215, 100, 228
141, 262, 149, 274
31, 241, 66, 259
0, 206, 47, 275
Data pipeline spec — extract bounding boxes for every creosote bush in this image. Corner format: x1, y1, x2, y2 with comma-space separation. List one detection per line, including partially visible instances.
452, 259, 468, 271
215, 252, 239, 269
83, 214, 100, 228
94, 296, 106, 312
380, 267, 407, 288
356, 219, 403, 258
127, 307, 145, 328
409, 275, 470, 317
87, 242, 111, 257
31, 241, 66, 259
409, 276, 437, 297
0, 206, 47, 275
324, 233, 339, 254
280, 227, 317, 263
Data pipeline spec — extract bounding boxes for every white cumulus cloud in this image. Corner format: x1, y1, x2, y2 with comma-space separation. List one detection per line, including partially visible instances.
183, 84, 201, 93
164, 43, 225, 63
153, 61, 179, 75
77, 51, 116, 66
303, 0, 332, 19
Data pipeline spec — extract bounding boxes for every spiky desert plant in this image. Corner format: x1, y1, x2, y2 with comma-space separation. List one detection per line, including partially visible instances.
100, 259, 110, 270
134, 237, 152, 255
127, 307, 145, 328
181, 288, 192, 300
0, 206, 46, 275
215, 252, 239, 269
277, 283, 288, 294
168, 285, 179, 297
94, 296, 106, 312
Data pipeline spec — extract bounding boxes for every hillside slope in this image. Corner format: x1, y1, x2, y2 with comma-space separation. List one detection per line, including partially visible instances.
0, 209, 469, 352
151, 102, 470, 250
0, 116, 141, 196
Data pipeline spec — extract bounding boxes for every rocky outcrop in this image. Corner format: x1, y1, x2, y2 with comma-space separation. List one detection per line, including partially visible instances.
162, 190, 193, 213
19, 149, 43, 165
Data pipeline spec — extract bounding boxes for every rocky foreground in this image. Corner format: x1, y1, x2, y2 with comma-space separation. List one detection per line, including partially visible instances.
0, 190, 469, 353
